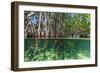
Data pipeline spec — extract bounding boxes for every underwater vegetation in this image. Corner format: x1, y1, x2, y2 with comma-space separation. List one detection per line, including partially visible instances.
24, 38, 90, 61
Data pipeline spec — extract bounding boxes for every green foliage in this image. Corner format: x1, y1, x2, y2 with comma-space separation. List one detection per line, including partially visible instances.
63, 13, 90, 38
25, 11, 90, 38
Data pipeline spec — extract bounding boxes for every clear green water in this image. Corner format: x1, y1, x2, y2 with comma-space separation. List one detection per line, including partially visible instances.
24, 38, 90, 62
